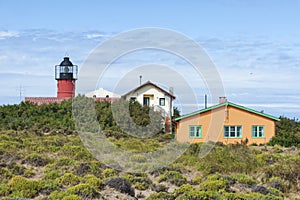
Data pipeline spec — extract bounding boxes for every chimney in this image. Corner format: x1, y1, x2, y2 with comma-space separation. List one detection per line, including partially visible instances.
219, 96, 227, 104
204, 94, 207, 109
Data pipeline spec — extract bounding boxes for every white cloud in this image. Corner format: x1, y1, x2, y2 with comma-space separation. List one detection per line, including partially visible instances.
0, 31, 19, 39
86, 33, 106, 39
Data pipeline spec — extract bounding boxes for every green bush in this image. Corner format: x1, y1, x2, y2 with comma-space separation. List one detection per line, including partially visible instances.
146, 192, 174, 200
24, 167, 35, 178
23, 153, 49, 166
39, 180, 60, 195
83, 174, 103, 190
62, 195, 83, 200
0, 183, 9, 196
230, 173, 256, 185
105, 177, 135, 196
199, 174, 230, 192
174, 184, 221, 200
44, 169, 61, 180
9, 163, 26, 175
268, 117, 300, 147
57, 173, 81, 187
269, 132, 300, 147
200, 179, 229, 191
101, 168, 117, 179
122, 173, 152, 190
0, 167, 13, 181
8, 176, 40, 198
157, 171, 187, 186
49, 190, 68, 200
65, 183, 100, 199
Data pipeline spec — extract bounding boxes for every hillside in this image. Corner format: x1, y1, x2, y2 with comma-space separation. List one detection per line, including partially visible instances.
0, 99, 300, 199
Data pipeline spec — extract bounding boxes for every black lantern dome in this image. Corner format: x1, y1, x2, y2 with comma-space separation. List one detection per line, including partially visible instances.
60, 57, 73, 66
55, 57, 78, 80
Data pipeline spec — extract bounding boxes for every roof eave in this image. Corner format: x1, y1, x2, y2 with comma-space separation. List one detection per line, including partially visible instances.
175, 101, 280, 121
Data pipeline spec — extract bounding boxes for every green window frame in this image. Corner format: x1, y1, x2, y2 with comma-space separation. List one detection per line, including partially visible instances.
252, 126, 264, 138
189, 126, 202, 138
224, 126, 242, 138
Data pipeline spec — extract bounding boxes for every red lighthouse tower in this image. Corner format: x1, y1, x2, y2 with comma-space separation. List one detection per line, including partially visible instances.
55, 57, 78, 98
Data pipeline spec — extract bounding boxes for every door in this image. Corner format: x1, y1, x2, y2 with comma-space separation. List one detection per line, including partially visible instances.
143, 97, 150, 106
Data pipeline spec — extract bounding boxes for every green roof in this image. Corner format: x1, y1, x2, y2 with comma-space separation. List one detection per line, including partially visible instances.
175, 101, 280, 121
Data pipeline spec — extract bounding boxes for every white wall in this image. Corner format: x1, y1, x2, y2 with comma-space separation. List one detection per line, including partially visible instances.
124, 85, 174, 116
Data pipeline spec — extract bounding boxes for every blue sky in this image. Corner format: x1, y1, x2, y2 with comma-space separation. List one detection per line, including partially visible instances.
0, 0, 300, 118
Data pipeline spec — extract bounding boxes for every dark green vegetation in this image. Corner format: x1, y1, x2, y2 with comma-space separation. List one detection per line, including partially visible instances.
0, 98, 299, 199
269, 117, 300, 147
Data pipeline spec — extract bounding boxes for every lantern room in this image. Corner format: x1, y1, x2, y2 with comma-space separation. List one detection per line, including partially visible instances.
55, 57, 78, 98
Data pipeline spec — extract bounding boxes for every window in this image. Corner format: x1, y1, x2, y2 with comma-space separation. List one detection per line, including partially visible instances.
224, 126, 242, 138
143, 97, 150, 106
252, 126, 264, 138
130, 97, 136, 101
189, 126, 202, 138
159, 98, 165, 106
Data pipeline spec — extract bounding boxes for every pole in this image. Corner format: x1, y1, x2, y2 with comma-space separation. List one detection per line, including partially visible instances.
139, 75, 142, 85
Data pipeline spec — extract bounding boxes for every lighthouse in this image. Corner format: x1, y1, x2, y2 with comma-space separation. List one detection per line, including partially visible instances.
55, 57, 78, 98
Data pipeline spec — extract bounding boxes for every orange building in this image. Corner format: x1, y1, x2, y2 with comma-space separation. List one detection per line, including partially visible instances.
175, 99, 280, 145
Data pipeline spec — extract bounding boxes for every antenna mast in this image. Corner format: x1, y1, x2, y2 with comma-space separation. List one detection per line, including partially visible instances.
139, 75, 142, 85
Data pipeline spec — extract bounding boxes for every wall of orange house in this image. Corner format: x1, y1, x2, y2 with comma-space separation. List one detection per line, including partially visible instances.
175, 105, 276, 145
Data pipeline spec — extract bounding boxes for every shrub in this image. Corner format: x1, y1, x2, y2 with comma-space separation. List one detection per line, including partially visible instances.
55, 157, 76, 166
0, 167, 13, 181
62, 195, 83, 200
269, 132, 300, 147
82, 174, 103, 190
44, 169, 61, 180
200, 174, 231, 192
49, 190, 68, 200
9, 163, 26, 175
146, 192, 174, 200
223, 192, 282, 200
105, 177, 135, 197
193, 144, 262, 175
23, 153, 49, 167
57, 173, 81, 187
174, 184, 221, 200
151, 183, 168, 192
65, 183, 100, 199
157, 171, 187, 186
24, 167, 35, 178
101, 168, 117, 179
267, 187, 284, 197
200, 179, 229, 191
191, 176, 202, 185
230, 173, 256, 185
39, 180, 60, 195
267, 177, 285, 192
0, 183, 9, 196
123, 173, 152, 190
8, 176, 40, 198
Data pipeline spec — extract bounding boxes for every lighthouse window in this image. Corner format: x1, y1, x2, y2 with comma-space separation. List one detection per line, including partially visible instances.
64, 66, 69, 73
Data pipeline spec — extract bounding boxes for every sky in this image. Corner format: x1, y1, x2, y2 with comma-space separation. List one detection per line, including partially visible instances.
0, 0, 300, 118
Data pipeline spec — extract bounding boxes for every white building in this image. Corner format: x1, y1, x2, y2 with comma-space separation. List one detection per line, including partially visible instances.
85, 88, 121, 98
122, 81, 175, 117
